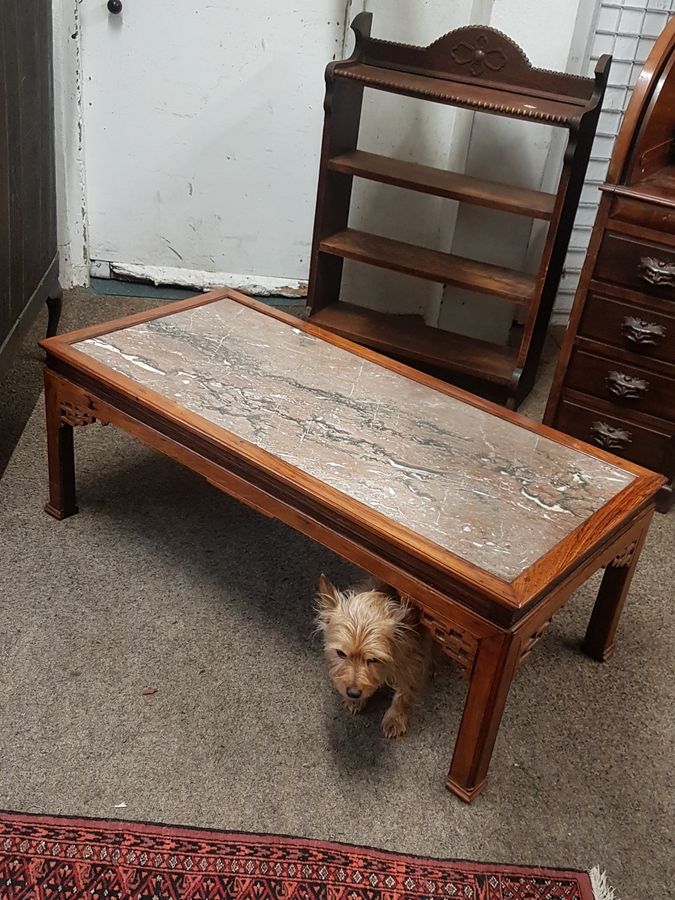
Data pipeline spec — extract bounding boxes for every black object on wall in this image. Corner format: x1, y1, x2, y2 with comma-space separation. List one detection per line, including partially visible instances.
0, 0, 62, 375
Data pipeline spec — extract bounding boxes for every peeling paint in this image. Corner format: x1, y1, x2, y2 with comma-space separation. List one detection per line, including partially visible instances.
52, 0, 89, 287
340, 0, 356, 54
105, 262, 308, 298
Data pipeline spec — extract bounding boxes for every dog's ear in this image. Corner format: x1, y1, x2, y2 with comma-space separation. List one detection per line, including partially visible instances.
316, 573, 340, 612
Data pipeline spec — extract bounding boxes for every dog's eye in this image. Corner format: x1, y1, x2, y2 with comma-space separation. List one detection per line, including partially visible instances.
336, 649, 347, 658
366, 658, 381, 665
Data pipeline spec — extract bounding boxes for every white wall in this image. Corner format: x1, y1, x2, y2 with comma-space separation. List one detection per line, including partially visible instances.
79, 2, 347, 295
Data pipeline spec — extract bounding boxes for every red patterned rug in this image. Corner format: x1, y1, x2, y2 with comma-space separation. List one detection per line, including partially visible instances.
0, 810, 596, 899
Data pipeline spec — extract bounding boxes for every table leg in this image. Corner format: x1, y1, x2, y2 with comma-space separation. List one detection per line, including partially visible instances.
446, 632, 520, 802
581, 526, 649, 663
44, 371, 78, 520
45, 281, 63, 338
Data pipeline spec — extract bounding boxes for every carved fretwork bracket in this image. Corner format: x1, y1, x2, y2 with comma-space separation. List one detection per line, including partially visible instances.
609, 540, 638, 569
59, 400, 109, 428
518, 618, 553, 667
421, 614, 478, 679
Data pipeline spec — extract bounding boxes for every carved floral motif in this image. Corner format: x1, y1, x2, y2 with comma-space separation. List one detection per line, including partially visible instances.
638, 256, 675, 287
590, 421, 632, 452
605, 370, 649, 402
450, 34, 507, 77
620, 316, 666, 348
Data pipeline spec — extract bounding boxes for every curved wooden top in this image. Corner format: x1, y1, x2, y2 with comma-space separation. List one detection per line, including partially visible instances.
327, 14, 609, 128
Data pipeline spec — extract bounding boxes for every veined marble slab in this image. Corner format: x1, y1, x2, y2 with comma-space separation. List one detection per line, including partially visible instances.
76, 300, 634, 580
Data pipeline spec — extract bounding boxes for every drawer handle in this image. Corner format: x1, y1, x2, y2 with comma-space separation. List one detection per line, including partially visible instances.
590, 421, 632, 452
639, 256, 675, 287
621, 315, 666, 348
605, 370, 650, 402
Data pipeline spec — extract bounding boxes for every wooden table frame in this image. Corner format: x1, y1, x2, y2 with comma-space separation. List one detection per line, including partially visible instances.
40, 290, 664, 802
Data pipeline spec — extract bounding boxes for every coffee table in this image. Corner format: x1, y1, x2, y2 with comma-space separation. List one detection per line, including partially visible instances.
40, 289, 664, 801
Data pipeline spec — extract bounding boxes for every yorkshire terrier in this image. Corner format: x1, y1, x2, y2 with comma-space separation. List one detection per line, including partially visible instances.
315, 574, 432, 738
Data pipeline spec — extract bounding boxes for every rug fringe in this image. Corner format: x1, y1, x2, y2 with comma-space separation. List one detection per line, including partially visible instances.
590, 866, 620, 900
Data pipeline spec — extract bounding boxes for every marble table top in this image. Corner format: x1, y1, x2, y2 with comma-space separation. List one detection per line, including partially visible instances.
76, 299, 635, 581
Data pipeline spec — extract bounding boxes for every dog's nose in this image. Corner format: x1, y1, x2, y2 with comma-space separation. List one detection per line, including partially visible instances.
346, 687, 362, 699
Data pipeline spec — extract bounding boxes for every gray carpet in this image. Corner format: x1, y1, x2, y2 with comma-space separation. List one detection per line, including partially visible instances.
0, 291, 673, 899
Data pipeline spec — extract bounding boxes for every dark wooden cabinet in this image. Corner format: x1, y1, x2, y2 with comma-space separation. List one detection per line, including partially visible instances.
545, 20, 675, 511
307, 14, 610, 407
0, 0, 61, 375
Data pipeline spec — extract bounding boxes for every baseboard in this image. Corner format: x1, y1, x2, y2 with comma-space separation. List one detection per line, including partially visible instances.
90, 260, 308, 300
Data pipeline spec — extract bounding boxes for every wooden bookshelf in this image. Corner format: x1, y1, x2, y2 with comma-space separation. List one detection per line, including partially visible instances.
307, 14, 610, 406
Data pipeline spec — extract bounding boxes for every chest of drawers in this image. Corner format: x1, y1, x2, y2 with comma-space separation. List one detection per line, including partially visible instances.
545, 22, 675, 512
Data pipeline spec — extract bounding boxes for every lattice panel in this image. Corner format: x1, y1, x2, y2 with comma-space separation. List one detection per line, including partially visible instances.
59, 400, 108, 428
421, 615, 478, 679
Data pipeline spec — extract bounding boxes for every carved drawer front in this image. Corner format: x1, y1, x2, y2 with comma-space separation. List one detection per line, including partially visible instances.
579, 294, 675, 365
595, 233, 675, 299
565, 348, 675, 422
555, 397, 674, 473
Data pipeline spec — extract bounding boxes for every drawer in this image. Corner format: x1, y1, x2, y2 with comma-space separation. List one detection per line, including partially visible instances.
595, 233, 675, 299
565, 348, 675, 422
579, 294, 675, 365
610, 198, 675, 235
555, 396, 674, 474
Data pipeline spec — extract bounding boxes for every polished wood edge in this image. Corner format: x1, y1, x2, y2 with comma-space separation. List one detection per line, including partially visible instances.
563, 386, 675, 434
602, 182, 675, 211
574, 335, 675, 376
606, 217, 675, 246
42, 290, 660, 608
512, 507, 653, 634
38, 289, 231, 349
445, 777, 486, 803
586, 277, 675, 316
511, 476, 663, 606
580, 640, 615, 663
44, 502, 78, 521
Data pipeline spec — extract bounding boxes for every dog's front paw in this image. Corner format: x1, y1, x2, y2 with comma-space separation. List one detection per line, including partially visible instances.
381, 707, 408, 739
343, 697, 366, 716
